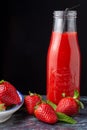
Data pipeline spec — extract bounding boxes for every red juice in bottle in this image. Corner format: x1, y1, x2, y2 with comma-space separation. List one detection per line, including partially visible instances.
47, 11, 80, 104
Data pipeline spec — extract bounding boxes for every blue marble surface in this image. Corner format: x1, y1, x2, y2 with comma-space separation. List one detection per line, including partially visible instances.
0, 96, 87, 130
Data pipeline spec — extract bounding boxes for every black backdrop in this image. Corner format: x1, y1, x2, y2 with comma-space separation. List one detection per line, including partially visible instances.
1, 0, 87, 95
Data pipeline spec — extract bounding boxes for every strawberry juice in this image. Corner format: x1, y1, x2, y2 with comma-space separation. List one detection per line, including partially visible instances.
47, 31, 80, 104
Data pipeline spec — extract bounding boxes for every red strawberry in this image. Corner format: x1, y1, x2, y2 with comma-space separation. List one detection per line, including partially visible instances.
0, 80, 21, 106
24, 92, 42, 114
0, 101, 6, 111
56, 97, 79, 116
34, 102, 58, 124
56, 90, 84, 116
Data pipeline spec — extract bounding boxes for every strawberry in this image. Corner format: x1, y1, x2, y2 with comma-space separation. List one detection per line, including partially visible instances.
0, 101, 6, 111
34, 102, 58, 124
56, 90, 84, 116
24, 92, 42, 114
56, 97, 79, 116
0, 80, 21, 106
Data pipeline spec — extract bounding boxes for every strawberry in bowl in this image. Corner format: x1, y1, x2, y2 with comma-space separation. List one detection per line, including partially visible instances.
0, 80, 21, 106
0, 80, 24, 123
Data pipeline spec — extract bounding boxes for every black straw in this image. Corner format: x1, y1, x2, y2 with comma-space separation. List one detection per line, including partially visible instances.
63, 8, 69, 32
68, 4, 80, 10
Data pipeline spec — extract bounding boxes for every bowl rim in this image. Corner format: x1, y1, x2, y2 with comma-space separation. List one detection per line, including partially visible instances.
0, 91, 24, 115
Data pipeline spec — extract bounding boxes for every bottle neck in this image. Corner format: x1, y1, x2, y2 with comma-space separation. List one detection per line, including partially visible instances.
67, 18, 76, 32
53, 17, 64, 32
53, 11, 77, 33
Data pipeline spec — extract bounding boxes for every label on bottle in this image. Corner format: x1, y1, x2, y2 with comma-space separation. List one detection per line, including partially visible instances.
50, 68, 76, 95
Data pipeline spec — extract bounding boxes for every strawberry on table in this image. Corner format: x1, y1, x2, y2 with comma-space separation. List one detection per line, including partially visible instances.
34, 102, 58, 124
0, 80, 21, 106
24, 92, 77, 124
56, 97, 79, 116
56, 90, 84, 116
24, 92, 42, 114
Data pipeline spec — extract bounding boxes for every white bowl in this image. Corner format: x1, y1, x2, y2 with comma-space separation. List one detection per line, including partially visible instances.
0, 91, 24, 123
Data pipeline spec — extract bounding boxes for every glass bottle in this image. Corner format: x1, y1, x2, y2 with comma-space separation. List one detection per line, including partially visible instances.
47, 11, 80, 104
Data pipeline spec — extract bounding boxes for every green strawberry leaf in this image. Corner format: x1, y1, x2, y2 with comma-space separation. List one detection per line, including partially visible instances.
57, 112, 77, 124
75, 99, 84, 109
73, 90, 79, 99
29, 91, 42, 99
72, 90, 84, 110
0, 80, 5, 84
47, 100, 57, 110
0, 104, 5, 111
47, 100, 77, 124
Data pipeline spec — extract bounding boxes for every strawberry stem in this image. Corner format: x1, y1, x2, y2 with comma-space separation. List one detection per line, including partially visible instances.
29, 91, 34, 96
62, 93, 66, 97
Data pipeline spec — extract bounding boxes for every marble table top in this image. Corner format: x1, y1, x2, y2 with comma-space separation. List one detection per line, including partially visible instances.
0, 96, 87, 130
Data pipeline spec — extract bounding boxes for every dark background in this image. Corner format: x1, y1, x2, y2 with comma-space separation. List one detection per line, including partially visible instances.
1, 0, 87, 95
